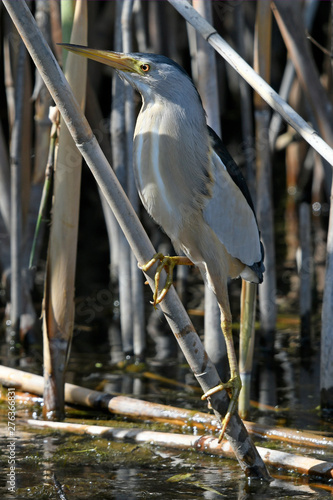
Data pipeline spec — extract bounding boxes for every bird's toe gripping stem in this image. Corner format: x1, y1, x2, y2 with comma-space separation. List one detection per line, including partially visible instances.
201, 374, 242, 443
139, 253, 179, 307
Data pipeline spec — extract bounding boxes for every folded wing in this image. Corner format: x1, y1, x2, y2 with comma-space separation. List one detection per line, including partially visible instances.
203, 127, 264, 281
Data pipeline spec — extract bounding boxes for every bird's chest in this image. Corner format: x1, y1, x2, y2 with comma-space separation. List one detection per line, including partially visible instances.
133, 112, 186, 238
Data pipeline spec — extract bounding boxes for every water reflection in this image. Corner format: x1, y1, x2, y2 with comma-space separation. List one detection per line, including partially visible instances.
0, 318, 330, 499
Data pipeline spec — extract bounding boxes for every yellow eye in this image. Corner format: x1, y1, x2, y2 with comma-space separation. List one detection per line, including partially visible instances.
141, 64, 150, 72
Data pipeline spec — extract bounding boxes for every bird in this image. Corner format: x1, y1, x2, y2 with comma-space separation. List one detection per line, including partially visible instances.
61, 44, 265, 440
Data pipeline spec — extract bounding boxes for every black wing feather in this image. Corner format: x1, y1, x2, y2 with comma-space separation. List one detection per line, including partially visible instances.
207, 126, 256, 215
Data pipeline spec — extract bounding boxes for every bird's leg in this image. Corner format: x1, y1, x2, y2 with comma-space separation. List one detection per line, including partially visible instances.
201, 312, 242, 442
139, 253, 193, 306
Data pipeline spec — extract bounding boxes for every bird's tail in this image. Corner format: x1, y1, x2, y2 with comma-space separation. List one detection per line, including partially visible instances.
238, 280, 257, 419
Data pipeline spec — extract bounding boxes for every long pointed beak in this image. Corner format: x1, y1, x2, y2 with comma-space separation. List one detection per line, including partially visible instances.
59, 43, 138, 73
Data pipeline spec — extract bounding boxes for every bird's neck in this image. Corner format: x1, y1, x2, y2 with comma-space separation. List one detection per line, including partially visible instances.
136, 91, 206, 142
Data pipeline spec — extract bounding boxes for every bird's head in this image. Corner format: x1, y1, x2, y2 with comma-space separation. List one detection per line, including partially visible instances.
60, 44, 198, 104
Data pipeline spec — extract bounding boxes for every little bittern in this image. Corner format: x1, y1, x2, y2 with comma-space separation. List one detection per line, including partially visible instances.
61, 45, 265, 440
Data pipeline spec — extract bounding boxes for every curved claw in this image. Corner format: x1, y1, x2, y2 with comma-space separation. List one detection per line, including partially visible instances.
201, 375, 242, 443
139, 253, 193, 307
139, 252, 165, 273
153, 257, 177, 306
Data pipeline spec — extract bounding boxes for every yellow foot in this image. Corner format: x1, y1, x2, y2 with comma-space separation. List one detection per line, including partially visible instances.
201, 375, 242, 443
139, 253, 192, 307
